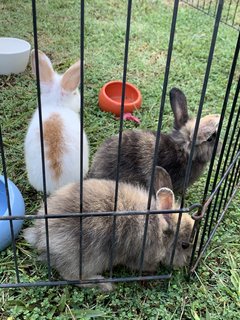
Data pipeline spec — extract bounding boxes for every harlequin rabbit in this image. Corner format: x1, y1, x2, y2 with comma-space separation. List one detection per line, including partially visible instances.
25, 50, 89, 194
88, 88, 220, 193
24, 166, 194, 291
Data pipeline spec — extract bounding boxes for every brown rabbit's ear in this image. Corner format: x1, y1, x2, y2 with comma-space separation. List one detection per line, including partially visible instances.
170, 88, 189, 130
61, 60, 80, 92
31, 49, 55, 84
156, 188, 179, 234
196, 114, 220, 144
154, 166, 173, 191
156, 187, 175, 210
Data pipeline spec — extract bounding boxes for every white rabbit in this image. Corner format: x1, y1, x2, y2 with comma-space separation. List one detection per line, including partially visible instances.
25, 50, 89, 194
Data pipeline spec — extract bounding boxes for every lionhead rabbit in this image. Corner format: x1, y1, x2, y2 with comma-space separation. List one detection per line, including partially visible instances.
24, 50, 89, 194
88, 88, 220, 193
24, 166, 194, 291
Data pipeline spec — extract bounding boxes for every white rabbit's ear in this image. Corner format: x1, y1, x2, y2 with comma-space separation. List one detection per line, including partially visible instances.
196, 114, 220, 144
31, 49, 55, 84
170, 87, 189, 130
154, 166, 173, 191
61, 60, 80, 92
156, 187, 175, 210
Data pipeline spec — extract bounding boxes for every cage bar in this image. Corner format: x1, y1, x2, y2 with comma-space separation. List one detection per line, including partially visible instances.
139, 0, 180, 275
109, 0, 132, 278
31, 0, 52, 280
79, 0, 85, 281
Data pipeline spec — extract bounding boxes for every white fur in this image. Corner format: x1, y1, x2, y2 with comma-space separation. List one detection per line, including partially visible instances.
25, 50, 89, 194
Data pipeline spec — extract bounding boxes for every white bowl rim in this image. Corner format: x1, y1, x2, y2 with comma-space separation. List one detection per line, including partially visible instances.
0, 37, 31, 55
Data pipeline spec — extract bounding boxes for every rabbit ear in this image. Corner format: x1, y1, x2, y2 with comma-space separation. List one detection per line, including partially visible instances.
154, 166, 173, 191
31, 49, 55, 84
156, 188, 179, 233
196, 115, 220, 144
61, 60, 80, 92
156, 187, 175, 210
170, 88, 189, 129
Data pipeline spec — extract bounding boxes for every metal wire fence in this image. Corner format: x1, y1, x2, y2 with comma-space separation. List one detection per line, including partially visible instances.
0, 0, 239, 288
182, 0, 240, 30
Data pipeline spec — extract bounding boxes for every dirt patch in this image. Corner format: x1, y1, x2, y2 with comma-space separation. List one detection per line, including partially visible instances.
0, 75, 17, 88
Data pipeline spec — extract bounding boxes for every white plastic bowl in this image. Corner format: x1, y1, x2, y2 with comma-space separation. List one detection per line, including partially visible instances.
0, 37, 31, 75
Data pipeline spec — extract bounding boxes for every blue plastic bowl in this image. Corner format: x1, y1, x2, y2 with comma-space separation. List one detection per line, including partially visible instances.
0, 175, 25, 251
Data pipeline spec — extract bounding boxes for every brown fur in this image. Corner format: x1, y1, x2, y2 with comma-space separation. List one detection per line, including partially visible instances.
24, 173, 194, 291
43, 113, 65, 180
184, 115, 220, 144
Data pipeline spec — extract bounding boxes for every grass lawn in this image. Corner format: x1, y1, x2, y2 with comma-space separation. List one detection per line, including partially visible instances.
0, 0, 240, 319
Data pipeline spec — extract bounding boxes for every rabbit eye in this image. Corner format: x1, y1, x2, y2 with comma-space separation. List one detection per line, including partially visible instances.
182, 242, 190, 249
207, 132, 217, 142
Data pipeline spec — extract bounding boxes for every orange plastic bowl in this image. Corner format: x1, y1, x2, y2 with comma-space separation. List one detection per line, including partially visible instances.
99, 81, 142, 116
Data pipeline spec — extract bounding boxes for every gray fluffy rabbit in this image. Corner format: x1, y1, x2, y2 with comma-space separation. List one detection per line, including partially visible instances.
88, 88, 220, 193
24, 167, 194, 291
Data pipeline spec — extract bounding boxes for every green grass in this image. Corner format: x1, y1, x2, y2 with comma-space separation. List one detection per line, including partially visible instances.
0, 0, 240, 319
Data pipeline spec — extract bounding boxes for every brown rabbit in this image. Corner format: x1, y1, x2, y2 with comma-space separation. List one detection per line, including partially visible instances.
88, 88, 220, 194
24, 167, 194, 291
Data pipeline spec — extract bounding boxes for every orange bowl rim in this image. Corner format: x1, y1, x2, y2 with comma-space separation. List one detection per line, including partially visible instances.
100, 80, 142, 109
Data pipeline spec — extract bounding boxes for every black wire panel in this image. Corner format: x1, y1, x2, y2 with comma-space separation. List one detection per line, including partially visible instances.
0, 206, 197, 222
181, 0, 225, 272
1, 0, 240, 289
187, 23, 240, 272
189, 72, 240, 273
31, 0, 52, 281
201, 32, 240, 206
190, 168, 240, 273
109, 0, 133, 279
213, 80, 240, 221
0, 274, 172, 289
79, 0, 85, 282
197, 75, 240, 255
227, 154, 240, 198
139, 0, 180, 276
181, 0, 240, 30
